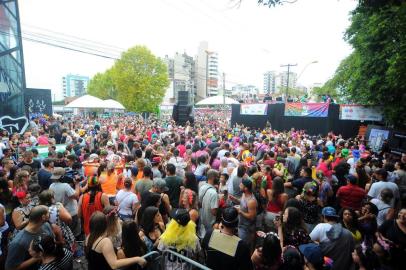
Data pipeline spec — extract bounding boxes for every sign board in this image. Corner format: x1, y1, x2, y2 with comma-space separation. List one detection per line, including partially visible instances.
24, 88, 53, 116
339, 105, 383, 121
240, 104, 268, 115
284, 103, 329, 117
31, 144, 67, 158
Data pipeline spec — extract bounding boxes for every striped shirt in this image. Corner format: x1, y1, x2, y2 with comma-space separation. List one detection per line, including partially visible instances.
39, 248, 73, 270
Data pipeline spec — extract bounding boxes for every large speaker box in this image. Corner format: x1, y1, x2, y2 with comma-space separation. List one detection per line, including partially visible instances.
177, 91, 189, 105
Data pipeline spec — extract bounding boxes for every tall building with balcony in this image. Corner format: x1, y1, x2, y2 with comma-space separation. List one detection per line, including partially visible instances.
206, 52, 219, 97
62, 74, 90, 97
195, 41, 219, 100
163, 52, 196, 104
263, 71, 277, 94
279, 71, 297, 90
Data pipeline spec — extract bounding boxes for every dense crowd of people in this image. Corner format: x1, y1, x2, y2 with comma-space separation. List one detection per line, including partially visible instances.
0, 113, 405, 270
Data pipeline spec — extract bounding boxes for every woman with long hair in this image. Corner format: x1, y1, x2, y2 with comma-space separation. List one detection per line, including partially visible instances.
179, 188, 199, 223
139, 206, 165, 252
29, 234, 73, 270
78, 176, 109, 236
352, 244, 381, 270
252, 231, 283, 270
264, 177, 288, 231
39, 190, 75, 250
276, 207, 310, 248
85, 212, 146, 270
117, 221, 147, 270
103, 206, 122, 250
339, 208, 362, 244
136, 192, 161, 225
183, 172, 198, 194
296, 181, 321, 232
12, 170, 30, 196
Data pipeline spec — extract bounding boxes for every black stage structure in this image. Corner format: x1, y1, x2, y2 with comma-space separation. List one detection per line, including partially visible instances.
231, 103, 382, 138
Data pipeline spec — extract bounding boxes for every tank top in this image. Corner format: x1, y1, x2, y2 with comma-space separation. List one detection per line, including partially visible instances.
239, 193, 257, 230
87, 238, 112, 270
101, 172, 118, 196
82, 192, 103, 235
266, 195, 283, 213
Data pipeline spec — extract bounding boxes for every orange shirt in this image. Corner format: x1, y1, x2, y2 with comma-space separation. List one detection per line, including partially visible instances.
101, 172, 118, 196
83, 163, 99, 177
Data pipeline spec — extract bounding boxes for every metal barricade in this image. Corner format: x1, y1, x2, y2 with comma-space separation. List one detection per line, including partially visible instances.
160, 249, 211, 270
142, 251, 161, 270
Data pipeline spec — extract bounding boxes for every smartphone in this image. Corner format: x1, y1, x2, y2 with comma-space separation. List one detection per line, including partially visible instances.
274, 214, 280, 221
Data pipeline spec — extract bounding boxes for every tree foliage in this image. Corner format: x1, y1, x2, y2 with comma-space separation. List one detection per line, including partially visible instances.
87, 69, 116, 100
87, 46, 169, 112
325, 2, 406, 126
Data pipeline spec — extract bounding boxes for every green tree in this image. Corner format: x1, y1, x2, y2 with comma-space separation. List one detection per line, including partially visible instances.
87, 45, 169, 112
325, 2, 406, 126
111, 46, 169, 112
87, 69, 116, 100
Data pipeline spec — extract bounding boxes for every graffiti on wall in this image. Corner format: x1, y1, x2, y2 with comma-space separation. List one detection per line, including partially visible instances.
0, 116, 29, 134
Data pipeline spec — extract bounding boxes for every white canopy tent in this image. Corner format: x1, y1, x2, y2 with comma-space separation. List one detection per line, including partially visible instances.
65, 95, 105, 109
195, 96, 239, 106
102, 99, 125, 110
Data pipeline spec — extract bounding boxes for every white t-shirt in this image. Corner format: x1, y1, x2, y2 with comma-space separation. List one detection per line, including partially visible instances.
370, 198, 391, 226
367, 181, 399, 207
310, 223, 333, 243
49, 182, 78, 216
116, 189, 138, 216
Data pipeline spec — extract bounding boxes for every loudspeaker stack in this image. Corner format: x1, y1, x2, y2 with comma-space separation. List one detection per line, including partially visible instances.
173, 91, 194, 125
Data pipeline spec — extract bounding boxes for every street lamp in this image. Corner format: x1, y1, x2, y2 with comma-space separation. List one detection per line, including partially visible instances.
297, 60, 319, 82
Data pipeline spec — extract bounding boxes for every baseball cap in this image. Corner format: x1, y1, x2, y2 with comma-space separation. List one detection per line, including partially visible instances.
153, 178, 169, 192
152, 157, 161, 164
50, 167, 65, 180
171, 208, 190, 226
321, 206, 338, 218
299, 243, 324, 267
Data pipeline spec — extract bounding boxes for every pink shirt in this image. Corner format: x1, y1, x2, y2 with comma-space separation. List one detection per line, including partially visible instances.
317, 161, 332, 179
37, 136, 49, 145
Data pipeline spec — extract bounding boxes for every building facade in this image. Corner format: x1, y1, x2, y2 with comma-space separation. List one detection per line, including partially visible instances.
206, 51, 219, 97
0, 0, 28, 134
195, 41, 219, 100
232, 84, 259, 99
263, 71, 277, 94
163, 52, 196, 104
62, 74, 90, 97
279, 71, 297, 90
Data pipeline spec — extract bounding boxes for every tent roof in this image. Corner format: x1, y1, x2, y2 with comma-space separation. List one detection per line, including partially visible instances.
65, 95, 105, 108
102, 99, 125, 110
196, 96, 239, 106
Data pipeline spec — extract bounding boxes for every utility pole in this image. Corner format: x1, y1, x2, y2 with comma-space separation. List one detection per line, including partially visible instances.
280, 63, 297, 101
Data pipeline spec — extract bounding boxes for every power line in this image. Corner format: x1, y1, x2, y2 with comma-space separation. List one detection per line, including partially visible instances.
0, 29, 119, 60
